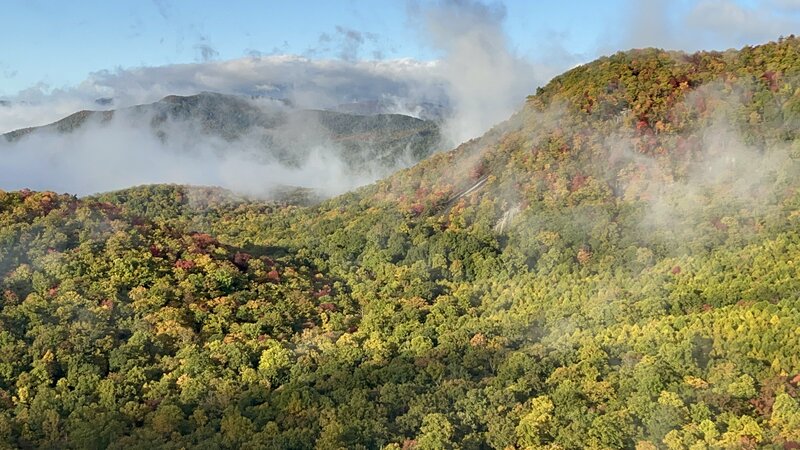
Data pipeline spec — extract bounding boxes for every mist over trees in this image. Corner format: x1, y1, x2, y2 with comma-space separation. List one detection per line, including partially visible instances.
3, 36, 800, 449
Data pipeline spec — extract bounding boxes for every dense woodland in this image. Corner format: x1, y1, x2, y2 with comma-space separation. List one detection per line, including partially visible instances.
3, 37, 800, 448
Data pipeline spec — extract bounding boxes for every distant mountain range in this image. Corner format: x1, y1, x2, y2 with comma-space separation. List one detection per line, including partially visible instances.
2, 92, 442, 198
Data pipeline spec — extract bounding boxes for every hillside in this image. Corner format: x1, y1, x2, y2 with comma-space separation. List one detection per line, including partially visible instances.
3, 37, 800, 448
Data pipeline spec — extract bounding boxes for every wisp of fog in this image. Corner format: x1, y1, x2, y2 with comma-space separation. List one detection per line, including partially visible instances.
0, 104, 403, 197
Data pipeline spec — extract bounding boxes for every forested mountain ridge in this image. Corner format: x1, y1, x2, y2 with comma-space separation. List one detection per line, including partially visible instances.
3, 37, 800, 448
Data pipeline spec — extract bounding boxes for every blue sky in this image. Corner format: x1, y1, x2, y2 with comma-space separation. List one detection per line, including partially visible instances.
4, 0, 800, 96
4, 0, 799, 96
0, 0, 674, 95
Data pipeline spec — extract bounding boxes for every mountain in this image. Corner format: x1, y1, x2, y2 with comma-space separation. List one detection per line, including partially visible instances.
2, 92, 442, 196
3, 37, 800, 448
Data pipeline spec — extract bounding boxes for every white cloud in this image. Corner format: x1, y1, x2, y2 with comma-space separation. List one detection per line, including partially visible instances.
0, 56, 452, 134
687, 0, 800, 46
622, 0, 800, 52
0, 1, 565, 146
412, 0, 557, 144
